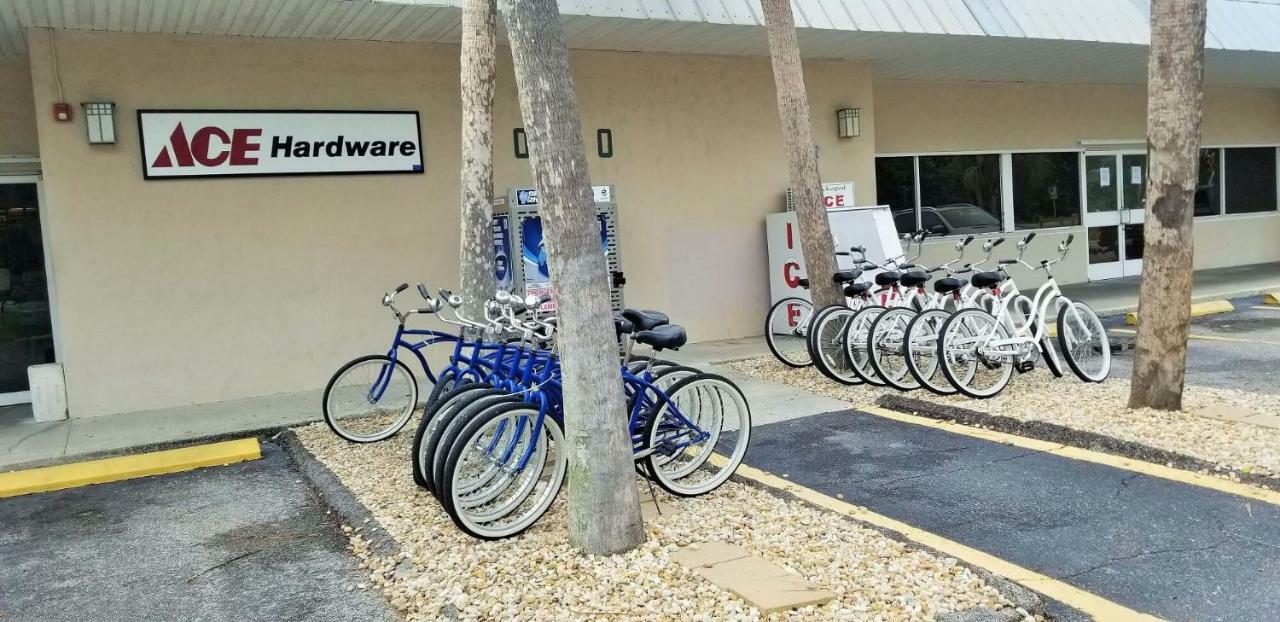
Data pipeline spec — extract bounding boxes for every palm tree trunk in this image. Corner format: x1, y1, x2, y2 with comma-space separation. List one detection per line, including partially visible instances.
500, 0, 645, 554
458, 0, 498, 321
759, 0, 843, 310
1128, 0, 1207, 411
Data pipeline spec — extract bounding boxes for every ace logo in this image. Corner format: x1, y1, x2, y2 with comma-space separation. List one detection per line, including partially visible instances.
151, 123, 262, 168
138, 110, 424, 180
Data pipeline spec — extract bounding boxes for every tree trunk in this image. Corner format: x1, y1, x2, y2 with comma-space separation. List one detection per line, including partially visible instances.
500, 0, 645, 554
759, 0, 843, 310
458, 0, 498, 321
1128, 0, 1207, 411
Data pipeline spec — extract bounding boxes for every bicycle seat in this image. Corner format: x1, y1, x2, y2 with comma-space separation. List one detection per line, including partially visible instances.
874, 271, 902, 286
797, 278, 810, 289
622, 308, 669, 332
971, 271, 1006, 289
832, 270, 861, 284
933, 277, 965, 294
844, 282, 873, 297
613, 313, 634, 336
634, 324, 687, 351
900, 271, 930, 288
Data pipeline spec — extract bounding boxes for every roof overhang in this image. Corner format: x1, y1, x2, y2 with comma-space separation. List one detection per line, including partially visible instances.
2, 0, 1279, 87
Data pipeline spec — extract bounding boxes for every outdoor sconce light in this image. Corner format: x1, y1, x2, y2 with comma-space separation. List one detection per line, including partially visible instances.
837, 108, 860, 139
82, 102, 116, 145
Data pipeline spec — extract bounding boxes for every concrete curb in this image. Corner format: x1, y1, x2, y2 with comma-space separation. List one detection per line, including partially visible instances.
274, 429, 404, 560
875, 394, 1280, 493
1, 425, 292, 474
729, 472, 1075, 622
1092, 287, 1278, 318
1124, 299, 1234, 325
0, 437, 261, 498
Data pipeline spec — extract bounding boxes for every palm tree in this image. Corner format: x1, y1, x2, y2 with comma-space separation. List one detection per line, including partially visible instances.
499, 0, 645, 554
760, 0, 843, 309
1129, 0, 1208, 411
457, 0, 499, 322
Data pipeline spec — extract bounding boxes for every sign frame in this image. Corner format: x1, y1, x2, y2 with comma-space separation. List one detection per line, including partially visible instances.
136, 109, 425, 181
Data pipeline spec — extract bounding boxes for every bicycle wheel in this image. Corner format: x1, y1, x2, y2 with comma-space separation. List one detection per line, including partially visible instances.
765, 297, 815, 368
422, 386, 506, 496
938, 309, 1013, 399
845, 306, 886, 385
804, 304, 844, 368
411, 381, 485, 489
432, 392, 524, 499
443, 404, 566, 540
1058, 301, 1110, 382
868, 308, 920, 391
810, 307, 863, 385
644, 373, 751, 497
322, 355, 418, 443
904, 309, 957, 395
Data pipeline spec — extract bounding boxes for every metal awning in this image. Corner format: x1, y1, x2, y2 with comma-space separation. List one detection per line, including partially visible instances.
2, 0, 1279, 86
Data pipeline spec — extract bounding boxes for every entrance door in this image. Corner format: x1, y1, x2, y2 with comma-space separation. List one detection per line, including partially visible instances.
1084, 152, 1146, 280
0, 177, 54, 405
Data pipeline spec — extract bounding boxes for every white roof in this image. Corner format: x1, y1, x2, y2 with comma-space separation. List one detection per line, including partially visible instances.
2, 0, 1279, 85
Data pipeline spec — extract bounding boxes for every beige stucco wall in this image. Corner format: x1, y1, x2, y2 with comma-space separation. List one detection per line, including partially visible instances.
0, 56, 38, 155
875, 80, 1280, 279
24, 29, 876, 417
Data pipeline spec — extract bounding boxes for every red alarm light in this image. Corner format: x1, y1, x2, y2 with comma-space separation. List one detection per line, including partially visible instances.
53, 103, 72, 122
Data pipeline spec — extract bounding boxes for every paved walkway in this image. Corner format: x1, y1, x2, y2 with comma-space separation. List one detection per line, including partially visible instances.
747, 409, 1280, 622
1061, 260, 1280, 317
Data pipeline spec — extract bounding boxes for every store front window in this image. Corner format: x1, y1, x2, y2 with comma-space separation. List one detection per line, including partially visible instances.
876, 157, 916, 234
1195, 148, 1221, 216
917, 154, 1001, 235
1224, 147, 1278, 214
1012, 152, 1081, 230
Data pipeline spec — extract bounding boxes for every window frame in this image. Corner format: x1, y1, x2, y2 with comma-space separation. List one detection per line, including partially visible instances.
874, 143, 1280, 242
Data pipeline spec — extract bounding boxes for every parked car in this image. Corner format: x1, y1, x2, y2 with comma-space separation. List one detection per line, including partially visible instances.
893, 203, 1001, 236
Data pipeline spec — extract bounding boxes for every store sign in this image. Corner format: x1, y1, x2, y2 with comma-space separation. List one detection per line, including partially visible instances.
138, 110, 423, 180
821, 182, 855, 209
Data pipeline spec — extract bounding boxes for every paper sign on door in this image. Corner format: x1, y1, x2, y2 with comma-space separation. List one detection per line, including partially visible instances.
1099, 168, 1111, 187
1130, 167, 1143, 185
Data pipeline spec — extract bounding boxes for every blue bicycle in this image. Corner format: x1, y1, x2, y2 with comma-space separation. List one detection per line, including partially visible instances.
322, 283, 467, 443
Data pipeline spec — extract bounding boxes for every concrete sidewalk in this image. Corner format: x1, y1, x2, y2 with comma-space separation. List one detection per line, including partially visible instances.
1062, 261, 1280, 317
0, 389, 321, 471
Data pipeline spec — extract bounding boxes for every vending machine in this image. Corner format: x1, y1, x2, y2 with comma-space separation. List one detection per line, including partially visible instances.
493, 185, 624, 312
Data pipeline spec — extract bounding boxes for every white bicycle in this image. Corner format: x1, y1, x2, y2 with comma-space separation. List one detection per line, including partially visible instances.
936, 233, 1109, 398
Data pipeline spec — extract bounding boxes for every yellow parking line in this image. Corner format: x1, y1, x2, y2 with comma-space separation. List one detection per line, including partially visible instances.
1110, 327, 1280, 347
0, 438, 261, 499
855, 405, 1280, 507
728, 458, 1163, 621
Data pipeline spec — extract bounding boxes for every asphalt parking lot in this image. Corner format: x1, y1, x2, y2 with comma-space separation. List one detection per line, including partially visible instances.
1106, 295, 1280, 394
0, 443, 394, 622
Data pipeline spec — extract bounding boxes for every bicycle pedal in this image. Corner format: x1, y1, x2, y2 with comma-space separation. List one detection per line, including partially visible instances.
1014, 361, 1035, 374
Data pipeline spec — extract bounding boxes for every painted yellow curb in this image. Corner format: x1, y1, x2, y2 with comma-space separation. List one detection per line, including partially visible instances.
1264, 292, 1280, 305
855, 405, 1280, 507
724, 457, 1164, 621
0, 438, 261, 499
1125, 299, 1234, 325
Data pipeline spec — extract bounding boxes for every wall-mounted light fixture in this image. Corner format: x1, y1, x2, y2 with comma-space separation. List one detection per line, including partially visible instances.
81, 102, 116, 144
836, 108, 860, 139
513, 128, 529, 159
596, 129, 613, 158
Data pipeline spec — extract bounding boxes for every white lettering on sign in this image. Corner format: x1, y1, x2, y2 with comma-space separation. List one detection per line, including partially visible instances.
139, 110, 423, 179
821, 182, 855, 209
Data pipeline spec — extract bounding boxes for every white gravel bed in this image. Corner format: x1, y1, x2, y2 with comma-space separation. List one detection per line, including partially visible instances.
723, 356, 1280, 481
295, 423, 1027, 621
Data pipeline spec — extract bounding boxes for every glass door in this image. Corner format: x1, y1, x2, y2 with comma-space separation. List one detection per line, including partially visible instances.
0, 178, 54, 405
1084, 152, 1146, 280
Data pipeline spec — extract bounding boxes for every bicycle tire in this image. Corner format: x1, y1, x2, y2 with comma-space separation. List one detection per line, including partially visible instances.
903, 309, 958, 395
765, 297, 815, 368
867, 307, 920, 391
1058, 301, 1110, 383
937, 308, 1013, 399
322, 354, 418, 443
643, 373, 751, 497
845, 306, 887, 385
410, 380, 484, 488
